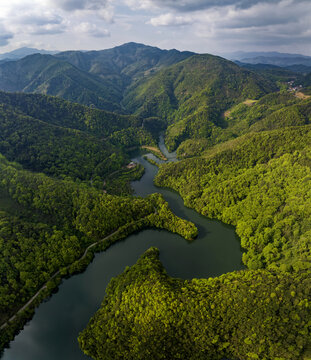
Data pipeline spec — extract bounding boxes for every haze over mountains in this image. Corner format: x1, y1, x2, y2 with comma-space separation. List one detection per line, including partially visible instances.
228, 51, 311, 67
0, 47, 57, 61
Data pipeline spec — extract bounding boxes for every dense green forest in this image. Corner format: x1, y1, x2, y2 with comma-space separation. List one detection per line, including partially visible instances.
176, 92, 311, 158
0, 91, 140, 138
236, 62, 302, 84
156, 125, 311, 271
1, 42, 311, 359
0, 54, 122, 112
0, 92, 157, 190
55, 42, 193, 86
79, 122, 311, 360
123, 54, 276, 151
79, 248, 311, 360
0, 103, 126, 182
0, 152, 196, 349
0, 43, 193, 112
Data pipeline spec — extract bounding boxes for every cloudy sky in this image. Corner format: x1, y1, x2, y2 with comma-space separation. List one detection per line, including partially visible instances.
0, 0, 311, 55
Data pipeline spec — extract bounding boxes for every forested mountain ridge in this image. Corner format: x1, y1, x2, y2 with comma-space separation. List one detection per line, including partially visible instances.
0, 91, 140, 137
0, 54, 122, 112
0, 43, 194, 113
122, 53, 276, 151
235, 62, 303, 84
56, 42, 194, 84
0, 92, 142, 184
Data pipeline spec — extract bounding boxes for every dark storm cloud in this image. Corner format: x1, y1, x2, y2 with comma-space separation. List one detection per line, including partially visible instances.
53, 0, 108, 11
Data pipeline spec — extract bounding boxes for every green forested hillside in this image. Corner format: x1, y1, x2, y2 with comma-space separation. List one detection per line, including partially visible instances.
236, 62, 302, 84
224, 92, 310, 134
0, 104, 127, 181
0, 43, 194, 113
0, 92, 140, 137
156, 125, 311, 271
123, 54, 276, 151
176, 92, 311, 158
0, 153, 196, 349
0, 54, 121, 112
0, 93, 134, 184
79, 248, 311, 360
0, 92, 158, 186
56, 42, 194, 86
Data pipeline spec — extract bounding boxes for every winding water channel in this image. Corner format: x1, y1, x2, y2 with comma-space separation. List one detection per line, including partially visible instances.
2, 139, 243, 360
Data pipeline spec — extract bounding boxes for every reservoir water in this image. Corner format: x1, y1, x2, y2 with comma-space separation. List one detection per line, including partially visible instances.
2, 140, 243, 360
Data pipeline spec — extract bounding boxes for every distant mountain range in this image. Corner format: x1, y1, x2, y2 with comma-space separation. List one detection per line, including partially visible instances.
226, 51, 311, 67
3, 47, 311, 68
0, 47, 58, 61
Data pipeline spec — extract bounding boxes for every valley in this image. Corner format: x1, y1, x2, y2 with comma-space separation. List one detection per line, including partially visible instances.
0, 42, 310, 359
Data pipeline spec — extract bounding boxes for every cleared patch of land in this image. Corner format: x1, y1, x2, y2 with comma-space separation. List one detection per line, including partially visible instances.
223, 109, 232, 118
242, 99, 258, 106
295, 91, 311, 100
141, 146, 167, 161
224, 99, 257, 118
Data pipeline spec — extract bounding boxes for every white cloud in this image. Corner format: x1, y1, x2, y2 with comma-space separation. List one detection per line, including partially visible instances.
149, 13, 193, 27
0, 0, 116, 51
78, 22, 110, 37
3, 7, 67, 36
97, 6, 115, 23
124, 0, 156, 10
0, 0, 310, 55
143, 0, 311, 52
